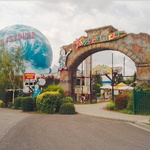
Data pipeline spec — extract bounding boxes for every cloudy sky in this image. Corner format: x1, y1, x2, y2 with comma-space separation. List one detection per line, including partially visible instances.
0, 0, 149, 76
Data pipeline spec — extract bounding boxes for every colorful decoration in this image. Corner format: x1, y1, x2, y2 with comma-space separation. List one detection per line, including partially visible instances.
92, 65, 112, 75
30, 84, 42, 98
59, 47, 72, 70
23, 73, 48, 97
92, 65, 122, 75
75, 31, 127, 49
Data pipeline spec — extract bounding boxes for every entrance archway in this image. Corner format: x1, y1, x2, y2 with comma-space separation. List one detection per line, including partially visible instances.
59, 25, 150, 97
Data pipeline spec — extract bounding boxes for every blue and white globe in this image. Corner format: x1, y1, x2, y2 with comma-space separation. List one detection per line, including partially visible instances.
0, 24, 53, 74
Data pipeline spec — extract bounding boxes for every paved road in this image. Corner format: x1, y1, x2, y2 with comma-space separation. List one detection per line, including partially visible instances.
0, 113, 150, 150
0, 108, 31, 142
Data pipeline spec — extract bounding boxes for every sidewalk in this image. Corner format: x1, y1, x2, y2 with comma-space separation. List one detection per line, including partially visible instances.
74, 102, 150, 125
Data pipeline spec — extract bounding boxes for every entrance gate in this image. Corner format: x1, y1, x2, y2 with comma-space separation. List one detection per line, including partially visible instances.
59, 25, 150, 97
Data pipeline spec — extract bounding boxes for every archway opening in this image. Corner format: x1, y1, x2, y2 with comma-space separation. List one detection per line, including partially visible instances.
75, 50, 136, 102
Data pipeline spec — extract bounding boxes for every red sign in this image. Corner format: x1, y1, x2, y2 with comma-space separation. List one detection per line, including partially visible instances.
24, 73, 35, 79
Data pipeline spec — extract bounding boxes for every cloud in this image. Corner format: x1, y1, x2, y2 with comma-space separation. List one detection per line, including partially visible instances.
0, 0, 149, 76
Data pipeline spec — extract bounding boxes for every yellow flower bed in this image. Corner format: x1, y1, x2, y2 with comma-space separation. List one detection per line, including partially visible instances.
0, 100, 3, 108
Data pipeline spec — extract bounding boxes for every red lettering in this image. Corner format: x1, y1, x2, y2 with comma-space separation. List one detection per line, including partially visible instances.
14, 34, 18, 41
75, 38, 83, 49
112, 33, 117, 38
6, 37, 8, 43
18, 33, 22, 40
24, 33, 28, 39
91, 38, 95, 43
31, 32, 35, 39
9, 36, 13, 42
0, 39, 4, 45
22, 33, 26, 39
27, 32, 31, 39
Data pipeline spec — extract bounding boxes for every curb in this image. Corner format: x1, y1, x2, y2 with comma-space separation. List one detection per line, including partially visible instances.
76, 112, 150, 132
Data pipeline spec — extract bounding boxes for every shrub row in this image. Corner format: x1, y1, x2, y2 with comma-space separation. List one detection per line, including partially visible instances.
14, 97, 35, 111
2, 85, 76, 115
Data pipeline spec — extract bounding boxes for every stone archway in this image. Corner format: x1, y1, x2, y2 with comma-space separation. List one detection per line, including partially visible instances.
59, 25, 150, 97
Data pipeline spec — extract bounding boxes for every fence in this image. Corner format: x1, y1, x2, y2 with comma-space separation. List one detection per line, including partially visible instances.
133, 89, 150, 115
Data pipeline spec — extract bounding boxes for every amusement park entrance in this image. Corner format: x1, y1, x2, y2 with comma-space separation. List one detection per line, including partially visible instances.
59, 25, 150, 101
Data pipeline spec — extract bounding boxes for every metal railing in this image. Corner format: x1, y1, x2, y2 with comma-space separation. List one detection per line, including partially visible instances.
133, 89, 150, 115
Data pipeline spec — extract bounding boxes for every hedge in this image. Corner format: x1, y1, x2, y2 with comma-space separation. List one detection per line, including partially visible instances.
59, 103, 76, 114
21, 97, 34, 112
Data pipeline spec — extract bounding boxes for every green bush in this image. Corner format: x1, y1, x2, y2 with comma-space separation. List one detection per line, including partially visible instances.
2, 103, 7, 108
21, 97, 34, 112
115, 95, 129, 110
14, 97, 23, 109
42, 85, 65, 112
96, 93, 100, 97
59, 103, 76, 114
126, 99, 133, 111
119, 109, 133, 114
43, 85, 64, 96
7, 102, 13, 108
107, 101, 116, 110
0, 100, 3, 108
36, 91, 61, 114
60, 97, 73, 104
56, 96, 74, 112
135, 83, 150, 92
122, 90, 133, 112
3, 91, 13, 104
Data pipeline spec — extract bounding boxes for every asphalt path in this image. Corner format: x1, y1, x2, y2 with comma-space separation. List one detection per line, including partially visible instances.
0, 113, 150, 150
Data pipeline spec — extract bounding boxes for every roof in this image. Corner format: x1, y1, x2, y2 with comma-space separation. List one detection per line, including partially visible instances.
118, 86, 134, 90
114, 82, 127, 89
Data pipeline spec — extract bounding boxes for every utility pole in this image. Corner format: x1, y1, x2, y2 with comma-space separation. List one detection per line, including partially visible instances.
90, 55, 92, 103
90, 70, 92, 103
123, 57, 125, 76
112, 53, 114, 101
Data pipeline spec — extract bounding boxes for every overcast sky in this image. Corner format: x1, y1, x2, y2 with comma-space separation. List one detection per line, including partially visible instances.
0, 0, 149, 76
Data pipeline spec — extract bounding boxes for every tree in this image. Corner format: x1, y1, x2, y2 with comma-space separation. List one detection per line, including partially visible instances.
0, 48, 25, 102
113, 72, 124, 85
92, 74, 102, 95
123, 77, 134, 85
133, 72, 136, 82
